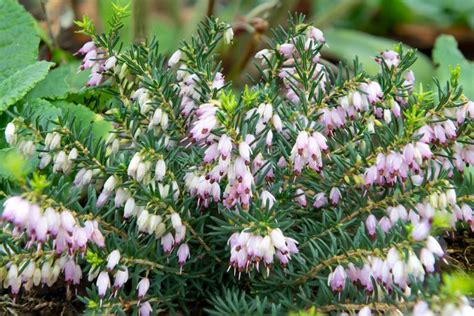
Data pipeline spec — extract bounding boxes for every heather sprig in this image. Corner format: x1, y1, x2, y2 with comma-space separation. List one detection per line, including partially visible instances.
0, 10, 473, 316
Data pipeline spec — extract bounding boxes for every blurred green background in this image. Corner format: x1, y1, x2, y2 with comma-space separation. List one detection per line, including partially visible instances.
20, 0, 474, 92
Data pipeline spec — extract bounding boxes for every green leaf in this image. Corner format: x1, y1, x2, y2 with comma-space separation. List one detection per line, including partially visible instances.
322, 28, 434, 85
0, 0, 40, 80
21, 98, 62, 130
442, 272, 474, 298
0, 148, 33, 181
17, 99, 110, 143
51, 100, 112, 141
0, 61, 54, 112
25, 62, 89, 101
432, 35, 474, 99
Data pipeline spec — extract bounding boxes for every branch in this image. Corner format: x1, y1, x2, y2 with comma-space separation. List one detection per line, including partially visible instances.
206, 0, 215, 17
316, 302, 413, 313
185, 222, 222, 263
292, 241, 410, 285
301, 179, 443, 249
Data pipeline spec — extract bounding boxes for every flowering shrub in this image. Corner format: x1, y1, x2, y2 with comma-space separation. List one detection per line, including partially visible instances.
1, 4, 473, 315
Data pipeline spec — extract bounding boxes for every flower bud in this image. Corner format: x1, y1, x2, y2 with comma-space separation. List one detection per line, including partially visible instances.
139, 302, 153, 316
177, 243, 190, 269
107, 250, 121, 270
365, 214, 377, 238
60, 210, 76, 233
50, 132, 61, 150
170, 212, 182, 230
96, 191, 110, 209
446, 189, 456, 205
137, 209, 150, 232
41, 261, 52, 285
260, 190, 276, 209
172, 181, 180, 200
97, 271, 110, 298
412, 220, 431, 241
21, 261, 35, 282
239, 141, 252, 162
33, 267, 41, 286
272, 114, 283, 132
104, 175, 118, 193
39, 153, 52, 169
155, 159, 166, 181
175, 225, 186, 244
114, 267, 129, 289
161, 112, 169, 130
146, 214, 160, 234
73, 227, 89, 251
168, 50, 182, 67
279, 43, 294, 58
294, 189, 307, 207
161, 232, 175, 253
312, 192, 327, 208
137, 277, 150, 298
426, 236, 444, 257
255, 49, 272, 60
5, 122, 16, 145
82, 169, 94, 186
68, 148, 78, 161
104, 56, 117, 71
270, 228, 287, 253
155, 222, 166, 238
420, 248, 435, 272
358, 306, 371, 316
124, 197, 136, 218
223, 26, 234, 44
329, 187, 341, 205
128, 153, 141, 177
114, 188, 129, 208
328, 265, 347, 292
383, 109, 392, 124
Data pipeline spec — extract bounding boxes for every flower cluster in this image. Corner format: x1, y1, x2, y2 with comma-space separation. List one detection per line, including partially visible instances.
3, 257, 79, 297
1, 198, 104, 297
227, 229, 299, 277
76, 41, 117, 87
329, 236, 444, 294
412, 297, 474, 316
364, 189, 473, 239
2, 196, 104, 254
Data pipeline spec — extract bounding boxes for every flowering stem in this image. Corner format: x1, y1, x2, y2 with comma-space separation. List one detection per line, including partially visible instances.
316, 301, 414, 313
185, 222, 222, 263
61, 127, 106, 172
301, 179, 444, 249
122, 257, 204, 276
292, 241, 411, 285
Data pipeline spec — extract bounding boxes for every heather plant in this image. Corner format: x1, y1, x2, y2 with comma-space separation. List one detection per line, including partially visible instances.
1, 2, 474, 315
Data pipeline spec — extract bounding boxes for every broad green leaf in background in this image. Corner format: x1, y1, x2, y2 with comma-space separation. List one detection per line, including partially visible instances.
442, 272, 474, 298
0, 148, 34, 181
9, 99, 111, 148
51, 100, 112, 142
404, 0, 474, 29
20, 99, 62, 130
322, 29, 434, 86
0, 61, 53, 112
149, 20, 181, 53
0, 0, 40, 81
25, 62, 89, 101
432, 35, 474, 99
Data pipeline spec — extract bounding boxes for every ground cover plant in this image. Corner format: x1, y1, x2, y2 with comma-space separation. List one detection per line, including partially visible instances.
0, 1, 473, 315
